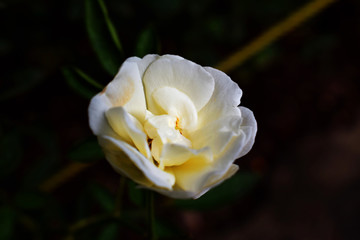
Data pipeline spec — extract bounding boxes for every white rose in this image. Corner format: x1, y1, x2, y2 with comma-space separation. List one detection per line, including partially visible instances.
88, 54, 257, 199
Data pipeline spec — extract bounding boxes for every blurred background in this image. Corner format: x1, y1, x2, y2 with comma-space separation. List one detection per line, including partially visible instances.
1, 0, 360, 239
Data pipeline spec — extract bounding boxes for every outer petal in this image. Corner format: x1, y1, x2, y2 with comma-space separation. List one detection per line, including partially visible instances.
171, 107, 257, 196
236, 107, 258, 159
88, 56, 153, 135
192, 164, 239, 199
126, 54, 160, 79
88, 93, 117, 137
143, 55, 215, 115
99, 136, 175, 190
197, 107, 256, 188
190, 115, 242, 158
106, 106, 151, 159
105, 61, 148, 123
198, 67, 242, 127
147, 164, 238, 199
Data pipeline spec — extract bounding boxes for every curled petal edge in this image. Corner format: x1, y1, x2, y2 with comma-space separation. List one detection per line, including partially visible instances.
98, 135, 175, 190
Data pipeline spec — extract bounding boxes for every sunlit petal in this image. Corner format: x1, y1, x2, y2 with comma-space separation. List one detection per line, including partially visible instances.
99, 136, 175, 190
106, 106, 151, 159
143, 56, 215, 115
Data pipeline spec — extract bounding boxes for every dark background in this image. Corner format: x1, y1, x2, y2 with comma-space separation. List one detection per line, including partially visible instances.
1, 0, 360, 239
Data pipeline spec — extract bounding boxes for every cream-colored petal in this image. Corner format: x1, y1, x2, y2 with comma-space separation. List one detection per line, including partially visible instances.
156, 67, 254, 195
88, 93, 118, 138
126, 54, 160, 79
106, 106, 151, 159
143, 55, 215, 115
99, 136, 175, 190
172, 114, 256, 194
205, 121, 255, 179
100, 141, 153, 188
172, 154, 213, 193
162, 54, 184, 61
148, 187, 199, 199
236, 107, 258, 159
104, 60, 147, 123
89, 55, 160, 135
173, 154, 237, 197
144, 115, 191, 146
143, 113, 201, 169
190, 115, 243, 157
192, 164, 239, 199
152, 87, 198, 131
191, 116, 256, 193
144, 114, 177, 140
144, 164, 238, 199
160, 144, 212, 168
160, 144, 196, 167
198, 67, 242, 127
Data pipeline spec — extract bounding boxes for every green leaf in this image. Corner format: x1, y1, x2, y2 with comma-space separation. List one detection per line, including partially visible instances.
97, 0, 123, 53
98, 222, 118, 240
85, 0, 122, 75
62, 67, 97, 99
175, 172, 260, 210
73, 67, 104, 90
127, 180, 145, 207
69, 137, 104, 163
88, 183, 114, 212
135, 26, 160, 58
0, 206, 16, 240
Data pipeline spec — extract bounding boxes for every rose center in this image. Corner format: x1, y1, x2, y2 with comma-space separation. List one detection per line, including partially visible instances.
144, 114, 192, 169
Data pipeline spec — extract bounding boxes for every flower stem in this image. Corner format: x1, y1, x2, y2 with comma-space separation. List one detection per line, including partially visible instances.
64, 177, 127, 239
114, 176, 126, 217
215, 0, 335, 72
146, 190, 157, 240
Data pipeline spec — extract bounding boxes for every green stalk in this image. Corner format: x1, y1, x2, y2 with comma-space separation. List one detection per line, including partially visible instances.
114, 176, 126, 217
146, 190, 157, 240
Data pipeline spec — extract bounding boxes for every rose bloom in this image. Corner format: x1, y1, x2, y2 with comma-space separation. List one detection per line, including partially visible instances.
89, 54, 257, 199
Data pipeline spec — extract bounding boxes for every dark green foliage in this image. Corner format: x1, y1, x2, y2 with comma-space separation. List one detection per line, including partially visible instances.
0, 206, 16, 240
98, 222, 118, 240
127, 180, 145, 207
135, 25, 160, 58
73, 68, 104, 90
69, 137, 104, 163
88, 183, 115, 212
63, 67, 97, 99
85, 0, 123, 75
